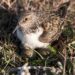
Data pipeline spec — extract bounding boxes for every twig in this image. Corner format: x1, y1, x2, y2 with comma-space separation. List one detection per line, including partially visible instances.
10, 66, 53, 72
33, 49, 44, 60
63, 48, 67, 75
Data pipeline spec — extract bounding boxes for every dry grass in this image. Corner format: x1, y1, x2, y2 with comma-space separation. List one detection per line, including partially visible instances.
0, 0, 75, 75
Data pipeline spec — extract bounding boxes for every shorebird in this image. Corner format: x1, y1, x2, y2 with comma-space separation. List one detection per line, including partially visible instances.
13, 1, 70, 57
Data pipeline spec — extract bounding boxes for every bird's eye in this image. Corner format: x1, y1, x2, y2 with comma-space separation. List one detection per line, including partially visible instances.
22, 18, 28, 22
25, 18, 28, 21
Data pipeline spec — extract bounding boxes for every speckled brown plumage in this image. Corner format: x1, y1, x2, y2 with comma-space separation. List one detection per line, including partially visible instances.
13, 1, 70, 57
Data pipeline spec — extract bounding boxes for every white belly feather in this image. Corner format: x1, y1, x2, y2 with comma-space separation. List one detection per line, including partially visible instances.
16, 27, 49, 49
